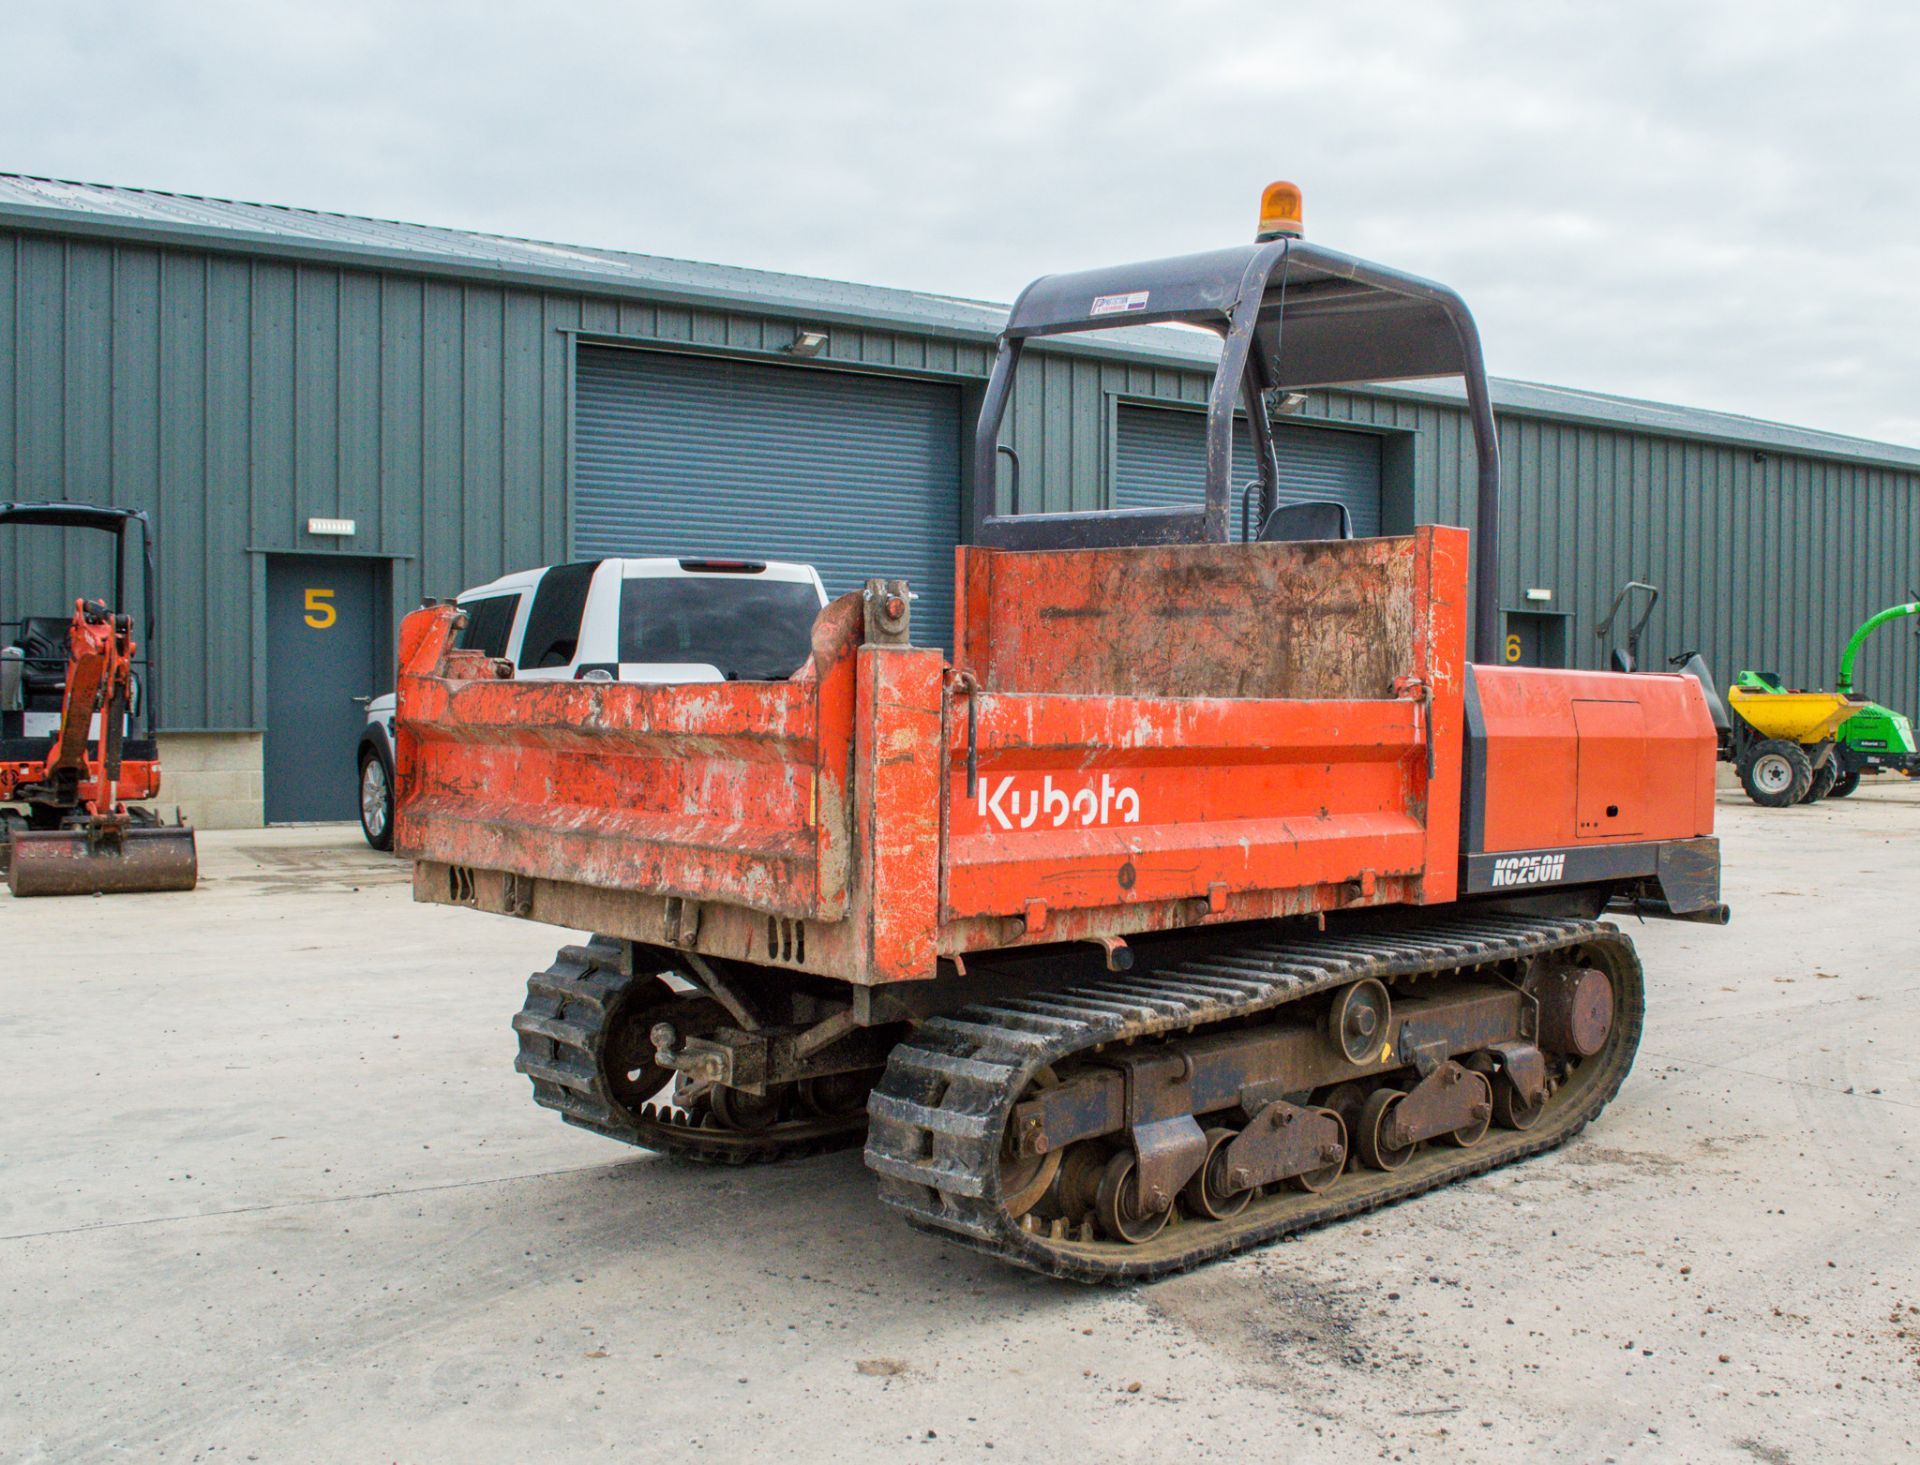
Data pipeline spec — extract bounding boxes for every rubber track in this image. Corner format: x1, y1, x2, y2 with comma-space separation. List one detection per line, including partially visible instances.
513, 937, 866, 1166
864, 912, 1644, 1282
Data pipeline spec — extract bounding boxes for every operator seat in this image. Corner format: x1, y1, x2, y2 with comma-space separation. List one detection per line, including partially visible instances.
1672, 652, 1732, 736
16, 616, 71, 711
1257, 500, 1353, 543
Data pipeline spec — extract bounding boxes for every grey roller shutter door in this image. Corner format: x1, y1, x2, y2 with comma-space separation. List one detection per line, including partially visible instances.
1114, 403, 1383, 538
574, 347, 963, 648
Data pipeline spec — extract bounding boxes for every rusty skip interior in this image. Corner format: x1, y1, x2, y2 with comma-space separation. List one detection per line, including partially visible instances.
399, 527, 1461, 985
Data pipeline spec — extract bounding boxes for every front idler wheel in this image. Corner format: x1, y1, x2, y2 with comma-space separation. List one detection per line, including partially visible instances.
1094, 1151, 1174, 1244
999, 1067, 1063, 1220
601, 978, 692, 1122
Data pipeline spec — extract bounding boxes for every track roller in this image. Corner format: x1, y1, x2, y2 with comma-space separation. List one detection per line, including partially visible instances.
1095, 1152, 1174, 1244
1356, 1089, 1415, 1170
1182, 1127, 1253, 1221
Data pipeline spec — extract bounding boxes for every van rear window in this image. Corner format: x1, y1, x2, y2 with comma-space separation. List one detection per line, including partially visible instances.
454, 594, 519, 659
517, 561, 598, 670
618, 578, 820, 681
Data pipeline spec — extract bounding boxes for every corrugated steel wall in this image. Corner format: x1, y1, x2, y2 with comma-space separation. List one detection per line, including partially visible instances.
1285, 387, 1920, 708
1492, 417, 1920, 709
0, 230, 992, 728
0, 231, 576, 727
3, 224, 1917, 731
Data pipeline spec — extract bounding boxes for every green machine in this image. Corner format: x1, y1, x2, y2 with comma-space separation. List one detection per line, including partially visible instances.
1729, 600, 1920, 803
1829, 599, 1920, 796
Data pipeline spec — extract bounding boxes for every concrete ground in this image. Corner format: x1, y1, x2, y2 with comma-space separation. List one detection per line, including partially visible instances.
4, 788, 1918, 1464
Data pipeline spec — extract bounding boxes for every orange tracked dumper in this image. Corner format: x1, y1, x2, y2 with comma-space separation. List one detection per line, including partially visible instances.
396, 184, 1722, 1279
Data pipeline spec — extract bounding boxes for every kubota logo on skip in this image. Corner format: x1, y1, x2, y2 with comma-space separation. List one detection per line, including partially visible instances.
975, 773, 1141, 831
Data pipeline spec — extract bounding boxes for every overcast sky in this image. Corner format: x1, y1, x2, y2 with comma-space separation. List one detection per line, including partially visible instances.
5, 2, 1917, 446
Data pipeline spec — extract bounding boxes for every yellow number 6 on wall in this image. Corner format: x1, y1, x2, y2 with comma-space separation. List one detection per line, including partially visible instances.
304, 587, 336, 629
1504, 633, 1521, 663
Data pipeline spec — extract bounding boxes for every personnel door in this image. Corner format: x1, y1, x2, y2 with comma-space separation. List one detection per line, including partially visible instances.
265, 556, 384, 821
1501, 610, 1570, 668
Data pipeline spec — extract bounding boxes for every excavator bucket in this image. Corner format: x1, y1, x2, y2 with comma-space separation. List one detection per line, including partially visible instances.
3, 820, 198, 897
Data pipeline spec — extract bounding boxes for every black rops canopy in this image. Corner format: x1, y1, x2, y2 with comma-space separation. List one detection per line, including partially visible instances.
0, 500, 161, 724
0, 501, 152, 533
971, 238, 1503, 658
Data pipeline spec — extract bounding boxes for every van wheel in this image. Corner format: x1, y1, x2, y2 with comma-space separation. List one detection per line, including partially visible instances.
1739, 739, 1812, 807
359, 750, 395, 851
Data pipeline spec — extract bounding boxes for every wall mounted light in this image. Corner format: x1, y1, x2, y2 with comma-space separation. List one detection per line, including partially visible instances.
1265, 390, 1309, 415
787, 330, 829, 358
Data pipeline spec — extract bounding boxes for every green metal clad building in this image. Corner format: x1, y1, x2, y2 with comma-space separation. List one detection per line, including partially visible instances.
2, 174, 1917, 826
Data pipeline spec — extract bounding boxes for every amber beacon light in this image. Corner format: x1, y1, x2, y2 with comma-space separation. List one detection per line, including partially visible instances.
1255, 180, 1304, 241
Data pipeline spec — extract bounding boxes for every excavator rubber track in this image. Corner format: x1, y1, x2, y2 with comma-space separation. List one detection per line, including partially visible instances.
864, 912, 1643, 1282
513, 939, 868, 1165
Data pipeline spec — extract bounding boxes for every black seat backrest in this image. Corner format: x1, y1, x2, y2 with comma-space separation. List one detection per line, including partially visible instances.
1675, 652, 1732, 734
20, 616, 70, 663
16, 616, 71, 702
1257, 500, 1353, 544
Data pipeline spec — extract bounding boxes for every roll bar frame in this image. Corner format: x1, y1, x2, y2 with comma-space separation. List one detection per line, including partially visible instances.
969, 238, 1504, 659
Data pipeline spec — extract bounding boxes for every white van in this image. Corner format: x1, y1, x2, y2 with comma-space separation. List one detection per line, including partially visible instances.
357, 557, 829, 848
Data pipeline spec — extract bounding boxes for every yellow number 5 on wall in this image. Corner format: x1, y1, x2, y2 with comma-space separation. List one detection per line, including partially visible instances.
304, 587, 336, 629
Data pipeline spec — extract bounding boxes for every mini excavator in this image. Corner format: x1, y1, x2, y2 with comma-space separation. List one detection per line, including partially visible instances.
2, 502, 196, 895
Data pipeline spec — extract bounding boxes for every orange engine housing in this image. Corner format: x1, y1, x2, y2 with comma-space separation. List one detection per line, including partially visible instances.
1460, 664, 1717, 898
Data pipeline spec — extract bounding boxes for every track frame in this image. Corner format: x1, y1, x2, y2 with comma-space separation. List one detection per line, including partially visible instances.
865, 912, 1642, 1281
